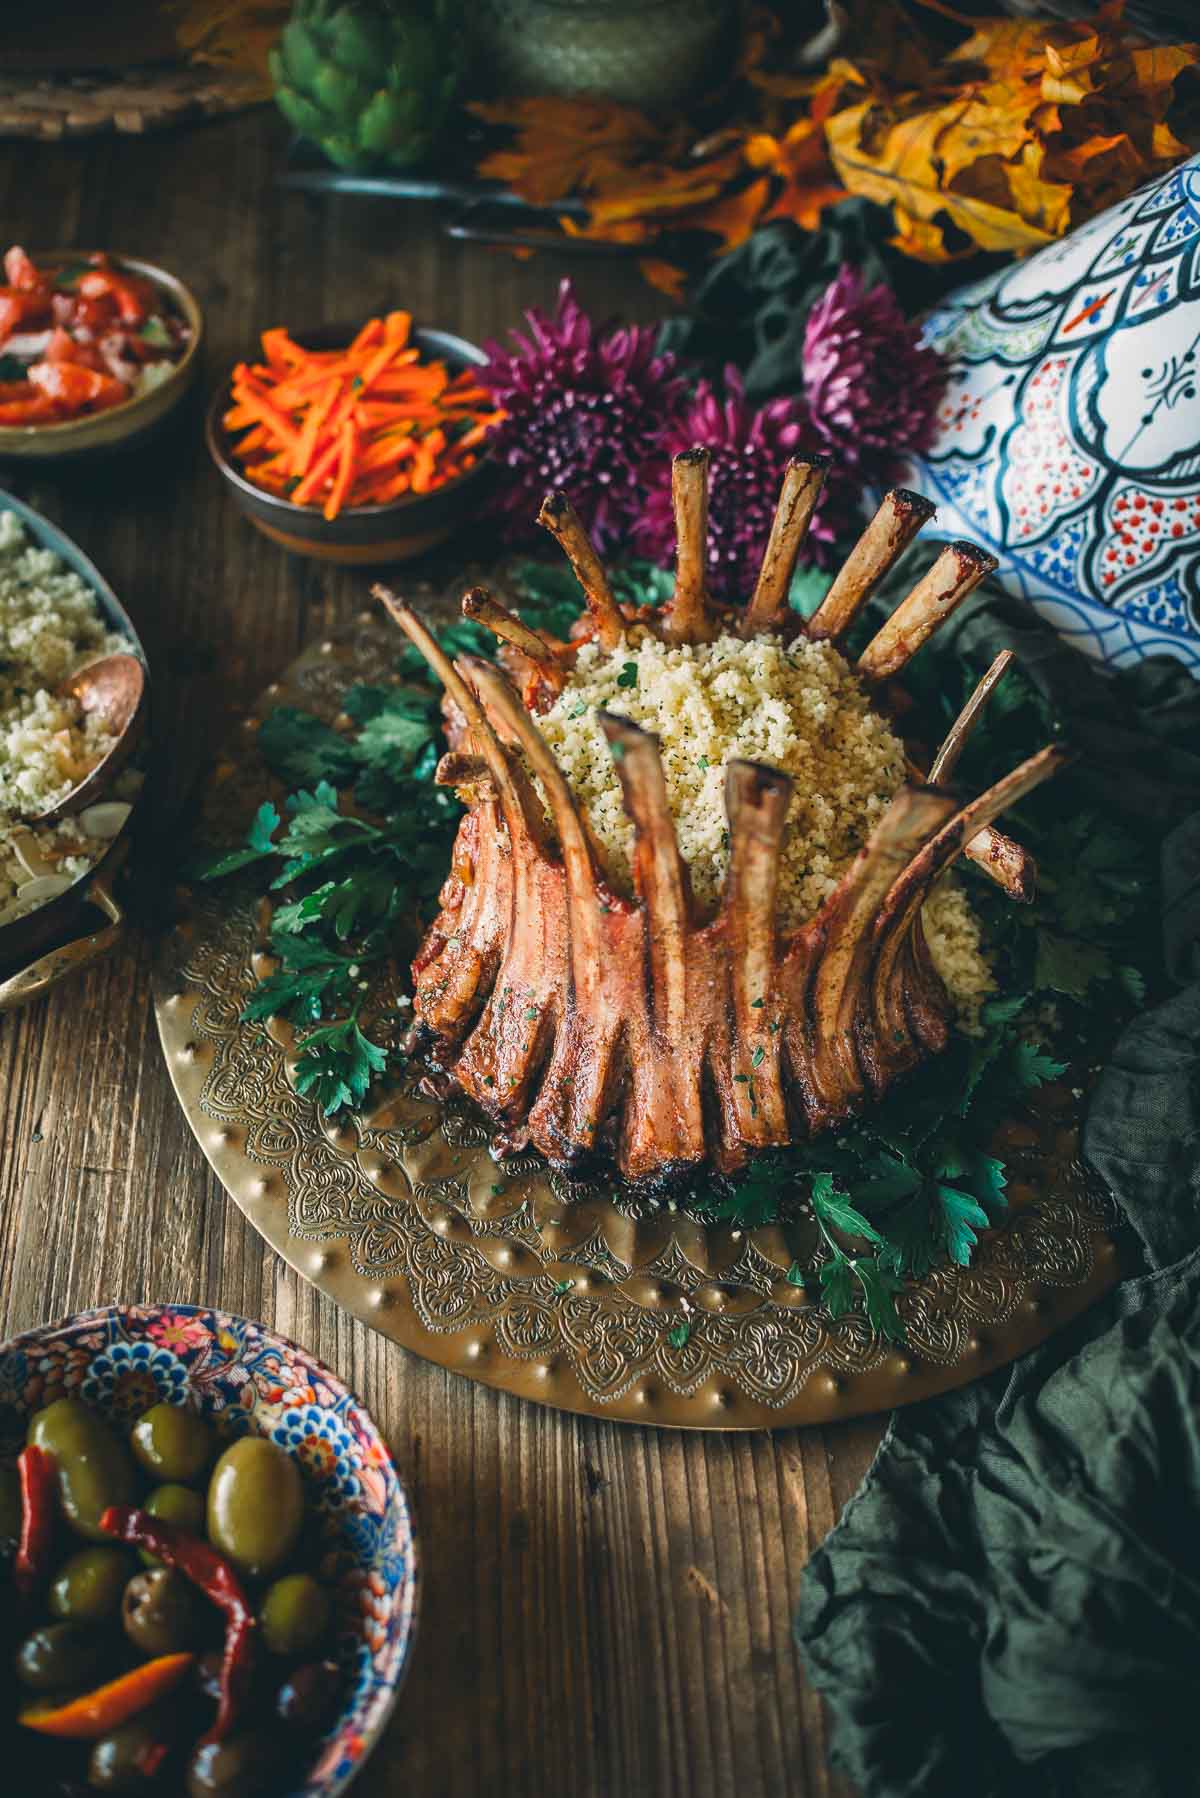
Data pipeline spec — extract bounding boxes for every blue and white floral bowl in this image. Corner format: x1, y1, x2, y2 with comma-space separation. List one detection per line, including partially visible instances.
0, 1303, 418, 1798
901, 152, 1200, 672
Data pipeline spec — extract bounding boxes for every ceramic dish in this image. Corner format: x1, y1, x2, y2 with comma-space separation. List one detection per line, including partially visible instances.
0, 1302, 419, 1798
206, 323, 492, 564
0, 251, 202, 461
0, 488, 149, 1011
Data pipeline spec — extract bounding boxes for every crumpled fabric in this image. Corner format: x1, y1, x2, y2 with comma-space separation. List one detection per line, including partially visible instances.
795, 577, 1200, 1798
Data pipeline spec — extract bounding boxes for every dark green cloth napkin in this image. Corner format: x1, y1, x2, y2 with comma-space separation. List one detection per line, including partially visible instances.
795, 569, 1200, 1798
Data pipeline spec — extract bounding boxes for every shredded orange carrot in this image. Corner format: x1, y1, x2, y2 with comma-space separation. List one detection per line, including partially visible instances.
224, 312, 502, 519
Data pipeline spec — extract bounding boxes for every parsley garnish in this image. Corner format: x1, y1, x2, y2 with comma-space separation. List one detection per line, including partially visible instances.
197, 632, 476, 1114
617, 661, 638, 690
140, 316, 172, 348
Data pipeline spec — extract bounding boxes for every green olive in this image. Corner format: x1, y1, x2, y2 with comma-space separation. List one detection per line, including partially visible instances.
48, 1546, 138, 1623
28, 1398, 136, 1542
206, 1438, 303, 1581
15, 1621, 106, 1691
130, 1404, 212, 1486
260, 1573, 332, 1658
185, 1730, 277, 1798
87, 1703, 176, 1790
122, 1567, 199, 1658
0, 1462, 20, 1551
139, 1482, 207, 1566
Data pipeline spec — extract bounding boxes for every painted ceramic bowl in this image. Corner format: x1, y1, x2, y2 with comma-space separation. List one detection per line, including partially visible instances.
0, 1303, 418, 1797
0, 252, 201, 461
901, 153, 1200, 671
207, 323, 492, 565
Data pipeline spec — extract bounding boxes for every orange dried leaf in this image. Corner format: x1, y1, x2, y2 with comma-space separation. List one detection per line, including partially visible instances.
639, 259, 690, 301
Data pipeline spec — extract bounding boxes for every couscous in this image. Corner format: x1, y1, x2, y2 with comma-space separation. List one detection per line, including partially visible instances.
537, 627, 996, 1030
0, 510, 137, 923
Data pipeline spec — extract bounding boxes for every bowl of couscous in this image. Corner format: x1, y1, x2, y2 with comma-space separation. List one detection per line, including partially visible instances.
0, 489, 148, 1008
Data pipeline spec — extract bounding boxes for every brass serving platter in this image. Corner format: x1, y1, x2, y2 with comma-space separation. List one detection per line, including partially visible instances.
154, 599, 1122, 1429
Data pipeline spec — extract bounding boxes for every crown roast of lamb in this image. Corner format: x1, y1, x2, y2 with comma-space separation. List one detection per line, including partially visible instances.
375, 449, 1068, 1193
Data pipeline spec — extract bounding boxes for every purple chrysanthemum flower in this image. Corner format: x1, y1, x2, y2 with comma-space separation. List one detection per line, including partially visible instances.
479, 278, 690, 549
802, 266, 946, 473
631, 369, 841, 598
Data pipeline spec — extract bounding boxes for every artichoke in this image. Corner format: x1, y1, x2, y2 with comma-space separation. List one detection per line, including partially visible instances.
270, 0, 464, 172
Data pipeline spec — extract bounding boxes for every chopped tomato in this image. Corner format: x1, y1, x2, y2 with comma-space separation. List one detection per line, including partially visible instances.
27, 360, 128, 413
0, 287, 50, 347
43, 326, 106, 372
0, 394, 62, 424
5, 246, 43, 292
77, 269, 155, 326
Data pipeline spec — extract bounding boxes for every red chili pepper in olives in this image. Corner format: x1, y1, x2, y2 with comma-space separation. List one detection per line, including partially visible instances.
14, 1443, 57, 1599
100, 1507, 255, 1747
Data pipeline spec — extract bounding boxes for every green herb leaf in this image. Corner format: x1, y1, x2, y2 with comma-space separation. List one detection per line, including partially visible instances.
0, 353, 25, 381
616, 661, 638, 690
934, 1184, 991, 1267
811, 1174, 884, 1245
140, 316, 172, 348
787, 563, 836, 620
291, 1016, 388, 1114
818, 1253, 856, 1318
1011, 1041, 1068, 1089
1118, 964, 1147, 1004
257, 707, 359, 789
197, 799, 281, 878
241, 935, 356, 1025
853, 1258, 906, 1340
1033, 928, 1112, 999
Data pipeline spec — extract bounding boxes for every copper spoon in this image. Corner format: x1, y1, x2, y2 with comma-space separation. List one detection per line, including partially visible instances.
28, 652, 147, 825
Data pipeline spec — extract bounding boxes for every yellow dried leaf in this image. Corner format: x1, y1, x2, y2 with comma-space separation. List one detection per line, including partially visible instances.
823, 4, 1199, 260
827, 98, 1055, 260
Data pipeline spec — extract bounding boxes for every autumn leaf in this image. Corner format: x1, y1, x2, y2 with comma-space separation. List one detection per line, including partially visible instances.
639, 258, 690, 301
822, 8, 1200, 262
470, 96, 666, 208
744, 118, 846, 230
687, 176, 774, 252
467, 1, 1197, 280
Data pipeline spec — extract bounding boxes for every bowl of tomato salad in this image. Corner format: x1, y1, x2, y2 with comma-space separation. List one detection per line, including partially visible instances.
206, 313, 500, 564
0, 248, 201, 458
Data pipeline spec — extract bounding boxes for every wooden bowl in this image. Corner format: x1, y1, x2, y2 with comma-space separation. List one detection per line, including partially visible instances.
0, 251, 202, 461
206, 323, 494, 565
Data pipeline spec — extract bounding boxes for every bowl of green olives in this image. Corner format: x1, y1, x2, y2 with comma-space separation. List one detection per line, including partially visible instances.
0, 1304, 418, 1797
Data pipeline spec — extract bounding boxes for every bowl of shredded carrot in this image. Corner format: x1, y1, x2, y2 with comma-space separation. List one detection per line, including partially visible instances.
206, 313, 500, 564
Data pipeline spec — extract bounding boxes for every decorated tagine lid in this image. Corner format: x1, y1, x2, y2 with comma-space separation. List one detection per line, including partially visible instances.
900, 152, 1200, 672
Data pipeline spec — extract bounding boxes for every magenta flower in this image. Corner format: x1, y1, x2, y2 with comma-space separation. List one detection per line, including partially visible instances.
802, 265, 946, 473
478, 278, 690, 548
631, 268, 947, 594
631, 369, 835, 597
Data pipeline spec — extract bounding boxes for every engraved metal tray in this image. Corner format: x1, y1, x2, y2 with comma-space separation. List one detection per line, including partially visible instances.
154, 599, 1122, 1429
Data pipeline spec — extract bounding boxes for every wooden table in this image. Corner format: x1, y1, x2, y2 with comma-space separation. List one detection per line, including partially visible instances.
0, 109, 880, 1798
